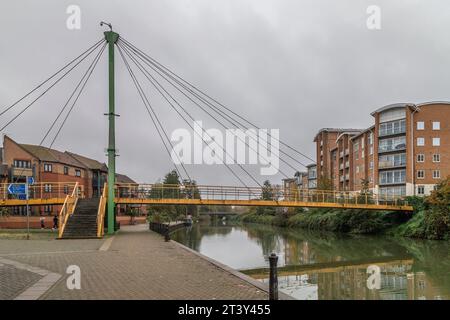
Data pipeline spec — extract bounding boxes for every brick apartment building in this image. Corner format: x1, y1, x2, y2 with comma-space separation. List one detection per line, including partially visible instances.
308, 101, 449, 197
1, 135, 136, 216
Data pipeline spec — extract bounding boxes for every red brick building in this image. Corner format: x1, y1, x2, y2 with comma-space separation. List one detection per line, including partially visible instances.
310, 101, 449, 197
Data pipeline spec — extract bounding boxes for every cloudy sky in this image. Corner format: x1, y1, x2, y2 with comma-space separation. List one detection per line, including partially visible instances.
1, 0, 449, 185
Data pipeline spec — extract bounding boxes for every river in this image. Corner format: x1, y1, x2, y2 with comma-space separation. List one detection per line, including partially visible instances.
172, 220, 450, 300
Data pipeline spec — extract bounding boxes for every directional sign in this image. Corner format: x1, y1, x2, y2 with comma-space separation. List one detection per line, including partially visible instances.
27, 177, 35, 185
7, 184, 26, 195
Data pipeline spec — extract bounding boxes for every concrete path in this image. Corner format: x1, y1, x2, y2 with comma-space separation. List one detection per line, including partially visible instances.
0, 224, 267, 300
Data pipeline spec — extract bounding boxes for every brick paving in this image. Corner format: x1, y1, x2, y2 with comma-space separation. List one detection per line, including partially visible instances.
0, 225, 267, 300
0, 264, 41, 300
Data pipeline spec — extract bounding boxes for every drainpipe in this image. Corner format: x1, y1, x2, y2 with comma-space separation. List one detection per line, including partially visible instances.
410, 104, 418, 196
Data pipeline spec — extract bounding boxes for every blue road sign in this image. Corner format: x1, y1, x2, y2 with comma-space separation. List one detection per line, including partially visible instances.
7, 183, 26, 195
27, 177, 35, 185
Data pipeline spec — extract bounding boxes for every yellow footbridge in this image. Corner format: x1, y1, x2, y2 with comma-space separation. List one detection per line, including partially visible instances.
0, 182, 413, 211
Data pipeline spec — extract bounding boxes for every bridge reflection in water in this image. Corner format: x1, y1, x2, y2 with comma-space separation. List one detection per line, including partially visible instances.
172, 222, 450, 300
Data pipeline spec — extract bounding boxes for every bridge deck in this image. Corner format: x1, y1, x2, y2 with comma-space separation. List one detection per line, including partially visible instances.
0, 182, 414, 211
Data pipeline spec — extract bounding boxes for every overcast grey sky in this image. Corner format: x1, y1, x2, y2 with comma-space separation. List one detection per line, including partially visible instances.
1, 0, 450, 185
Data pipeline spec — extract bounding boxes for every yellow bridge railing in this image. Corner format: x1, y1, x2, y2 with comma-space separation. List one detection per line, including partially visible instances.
58, 182, 82, 238
0, 182, 413, 211
97, 183, 108, 238
0, 182, 84, 206
114, 183, 413, 211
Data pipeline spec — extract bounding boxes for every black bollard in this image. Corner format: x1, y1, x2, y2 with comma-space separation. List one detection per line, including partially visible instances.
269, 253, 278, 300
164, 226, 170, 242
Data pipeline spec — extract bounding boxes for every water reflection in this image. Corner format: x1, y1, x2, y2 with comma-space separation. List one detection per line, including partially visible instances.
171, 221, 450, 300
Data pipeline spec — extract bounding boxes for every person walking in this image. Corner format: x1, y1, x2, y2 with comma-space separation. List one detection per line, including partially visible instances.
40, 216, 45, 229
52, 214, 58, 231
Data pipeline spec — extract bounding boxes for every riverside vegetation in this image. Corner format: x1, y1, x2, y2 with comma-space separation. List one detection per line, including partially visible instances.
239, 177, 450, 240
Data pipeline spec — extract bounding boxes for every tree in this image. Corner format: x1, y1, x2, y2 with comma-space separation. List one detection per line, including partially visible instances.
257, 180, 276, 216
317, 175, 333, 191
261, 180, 275, 200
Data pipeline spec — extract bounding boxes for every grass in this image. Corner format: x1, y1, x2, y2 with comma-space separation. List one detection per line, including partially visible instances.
0, 229, 56, 240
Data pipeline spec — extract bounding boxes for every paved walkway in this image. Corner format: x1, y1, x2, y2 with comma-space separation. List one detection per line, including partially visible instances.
0, 225, 267, 300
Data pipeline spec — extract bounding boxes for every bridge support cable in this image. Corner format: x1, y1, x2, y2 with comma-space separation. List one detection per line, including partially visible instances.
119, 39, 308, 174
116, 44, 191, 182
0, 38, 104, 118
49, 42, 107, 148
40, 42, 108, 146
10, 41, 107, 184
119, 37, 315, 165
0, 40, 106, 132
118, 42, 261, 190
117, 44, 295, 180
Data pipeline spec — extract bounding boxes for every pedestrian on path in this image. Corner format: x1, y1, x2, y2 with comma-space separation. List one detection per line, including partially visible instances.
52, 215, 58, 231
40, 216, 45, 229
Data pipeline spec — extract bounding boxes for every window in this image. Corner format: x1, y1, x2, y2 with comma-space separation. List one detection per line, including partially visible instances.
370, 146, 373, 155
370, 161, 374, 169
75, 169, 81, 177
368, 132, 374, 145
361, 138, 365, 149
44, 205, 52, 213
417, 137, 425, 146
379, 119, 406, 136
432, 138, 440, 146
417, 121, 424, 130
379, 169, 406, 185
379, 136, 406, 152
64, 166, 69, 175
13, 160, 31, 168
417, 186, 425, 195
379, 153, 406, 168
432, 122, 440, 130
417, 154, 424, 162
44, 163, 52, 172
44, 184, 52, 193
379, 185, 406, 197
417, 170, 425, 179
433, 170, 440, 179
64, 185, 69, 194
356, 166, 360, 173
433, 154, 440, 162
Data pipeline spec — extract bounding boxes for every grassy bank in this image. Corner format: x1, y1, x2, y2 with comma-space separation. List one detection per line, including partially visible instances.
240, 207, 409, 234
0, 229, 55, 240
239, 177, 450, 240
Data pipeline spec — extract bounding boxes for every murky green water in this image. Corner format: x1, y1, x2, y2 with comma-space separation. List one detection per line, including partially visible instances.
172, 220, 450, 300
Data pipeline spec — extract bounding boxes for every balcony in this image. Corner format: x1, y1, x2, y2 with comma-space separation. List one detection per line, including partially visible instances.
345, 174, 350, 180
378, 136, 406, 154
378, 160, 406, 169
379, 119, 406, 138
345, 161, 350, 168
339, 151, 344, 158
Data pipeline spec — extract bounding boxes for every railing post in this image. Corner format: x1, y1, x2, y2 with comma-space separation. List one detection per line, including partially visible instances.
269, 253, 278, 300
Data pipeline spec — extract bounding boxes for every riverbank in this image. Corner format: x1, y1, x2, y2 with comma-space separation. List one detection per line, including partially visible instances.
239, 178, 450, 240
239, 207, 449, 240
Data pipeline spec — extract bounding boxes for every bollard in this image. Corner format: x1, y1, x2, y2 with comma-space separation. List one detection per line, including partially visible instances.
164, 225, 170, 242
269, 252, 278, 300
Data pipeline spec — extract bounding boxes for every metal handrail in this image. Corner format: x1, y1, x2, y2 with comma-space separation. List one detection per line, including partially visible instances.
58, 182, 80, 238
96, 183, 108, 238
114, 183, 409, 208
